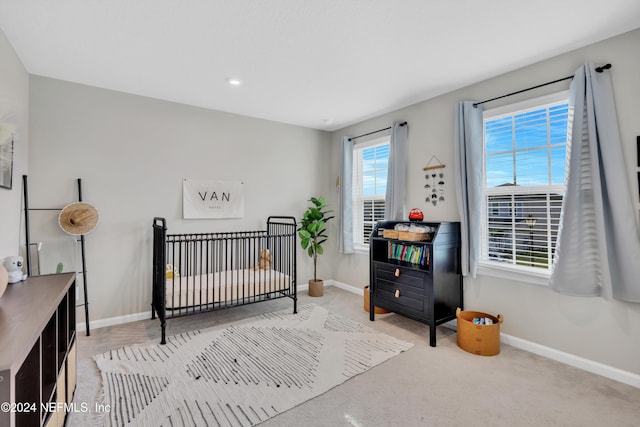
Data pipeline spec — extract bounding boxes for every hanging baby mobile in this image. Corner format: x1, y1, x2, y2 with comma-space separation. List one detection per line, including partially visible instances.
423, 155, 446, 206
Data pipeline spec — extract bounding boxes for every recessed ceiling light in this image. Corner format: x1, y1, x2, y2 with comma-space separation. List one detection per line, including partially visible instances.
226, 77, 242, 86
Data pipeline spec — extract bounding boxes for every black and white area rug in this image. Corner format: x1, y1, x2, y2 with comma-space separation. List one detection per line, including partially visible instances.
94, 304, 413, 426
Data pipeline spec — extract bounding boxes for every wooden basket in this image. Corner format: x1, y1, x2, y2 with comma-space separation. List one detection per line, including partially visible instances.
363, 286, 389, 314
382, 229, 399, 239
397, 231, 431, 241
456, 307, 503, 356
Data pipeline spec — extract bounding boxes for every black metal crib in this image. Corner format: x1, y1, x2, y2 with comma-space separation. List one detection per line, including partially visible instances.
152, 216, 297, 344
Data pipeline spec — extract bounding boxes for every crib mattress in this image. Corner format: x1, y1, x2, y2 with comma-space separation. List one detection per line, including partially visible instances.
165, 269, 291, 309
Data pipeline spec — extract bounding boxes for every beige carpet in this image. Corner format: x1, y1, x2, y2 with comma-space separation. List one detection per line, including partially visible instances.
92, 303, 413, 426
69, 287, 640, 427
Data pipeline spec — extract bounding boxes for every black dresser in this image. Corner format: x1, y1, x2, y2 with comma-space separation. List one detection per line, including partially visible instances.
369, 221, 463, 346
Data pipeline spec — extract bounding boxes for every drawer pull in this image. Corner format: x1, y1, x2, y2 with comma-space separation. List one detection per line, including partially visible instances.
395, 289, 400, 298
395, 268, 400, 277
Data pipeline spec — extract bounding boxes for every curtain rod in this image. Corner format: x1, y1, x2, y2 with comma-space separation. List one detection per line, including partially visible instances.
348, 121, 407, 141
473, 63, 612, 108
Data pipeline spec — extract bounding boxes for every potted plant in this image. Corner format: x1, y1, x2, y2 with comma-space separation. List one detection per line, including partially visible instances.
298, 196, 334, 296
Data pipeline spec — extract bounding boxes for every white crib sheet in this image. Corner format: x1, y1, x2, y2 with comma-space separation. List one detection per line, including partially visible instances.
165, 269, 291, 309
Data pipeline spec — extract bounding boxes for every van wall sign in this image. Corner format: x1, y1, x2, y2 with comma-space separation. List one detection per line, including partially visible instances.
183, 179, 244, 219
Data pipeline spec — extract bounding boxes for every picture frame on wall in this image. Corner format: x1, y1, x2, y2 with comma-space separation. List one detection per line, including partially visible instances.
182, 178, 245, 219
0, 136, 13, 190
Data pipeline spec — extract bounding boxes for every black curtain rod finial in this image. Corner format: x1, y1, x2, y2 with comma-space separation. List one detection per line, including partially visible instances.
595, 63, 612, 73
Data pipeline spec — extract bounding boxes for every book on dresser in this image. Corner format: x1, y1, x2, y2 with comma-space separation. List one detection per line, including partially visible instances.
0, 273, 77, 427
369, 221, 462, 347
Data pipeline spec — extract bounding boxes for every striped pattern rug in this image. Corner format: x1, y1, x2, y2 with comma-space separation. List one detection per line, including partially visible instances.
94, 304, 413, 426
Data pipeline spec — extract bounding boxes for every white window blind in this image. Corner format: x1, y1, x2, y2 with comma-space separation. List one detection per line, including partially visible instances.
361, 199, 386, 244
482, 93, 568, 270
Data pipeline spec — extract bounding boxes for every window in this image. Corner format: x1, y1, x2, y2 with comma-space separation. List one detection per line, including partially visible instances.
352, 136, 389, 247
482, 92, 569, 270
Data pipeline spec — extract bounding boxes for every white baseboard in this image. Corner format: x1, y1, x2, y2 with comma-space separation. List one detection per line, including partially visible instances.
325, 280, 364, 295
83, 281, 360, 332
442, 323, 639, 389
294, 280, 363, 296
353, 279, 640, 388
78, 310, 152, 332
499, 333, 640, 389
82, 280, 639, 389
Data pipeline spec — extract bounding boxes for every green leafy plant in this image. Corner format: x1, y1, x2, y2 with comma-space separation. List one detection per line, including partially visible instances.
298, 196, 334, 282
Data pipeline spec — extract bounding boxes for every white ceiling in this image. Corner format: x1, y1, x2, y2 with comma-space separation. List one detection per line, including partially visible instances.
1, 1, 640, 131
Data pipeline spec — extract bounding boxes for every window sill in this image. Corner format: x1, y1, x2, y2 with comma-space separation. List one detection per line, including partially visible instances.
353, 244, 370, 256
477, 261, 550, 287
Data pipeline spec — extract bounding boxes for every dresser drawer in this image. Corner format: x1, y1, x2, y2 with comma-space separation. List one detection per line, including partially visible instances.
376, 283, 426, 313
374, 263, 430, 313
375, 263, 427, 294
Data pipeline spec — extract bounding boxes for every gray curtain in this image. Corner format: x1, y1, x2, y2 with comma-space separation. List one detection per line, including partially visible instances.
454, 101, 484, 278
385, 121, 408, 220
339, 136, 354, 254
550, 63, 640, 302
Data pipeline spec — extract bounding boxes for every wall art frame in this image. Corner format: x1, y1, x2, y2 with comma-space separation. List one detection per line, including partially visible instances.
182, 178, 245, 219
0, 136, 13, 190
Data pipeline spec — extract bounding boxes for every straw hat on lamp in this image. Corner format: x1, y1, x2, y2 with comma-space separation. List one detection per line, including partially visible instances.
58, 202, 99, 235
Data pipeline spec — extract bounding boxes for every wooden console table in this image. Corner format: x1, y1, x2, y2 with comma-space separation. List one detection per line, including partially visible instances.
0, 273, 77, 427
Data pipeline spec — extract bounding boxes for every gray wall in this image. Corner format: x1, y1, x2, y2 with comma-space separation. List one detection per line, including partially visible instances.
328, 28, 640, 374
4, 21, 639, 376
0, 28, 29, 258
28, 77, 331, 321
